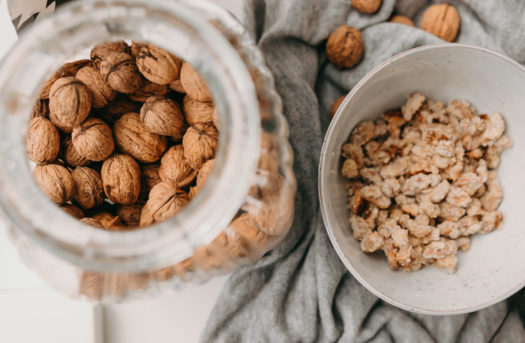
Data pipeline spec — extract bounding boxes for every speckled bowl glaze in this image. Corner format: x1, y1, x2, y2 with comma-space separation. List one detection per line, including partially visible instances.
319, 44, 525, 315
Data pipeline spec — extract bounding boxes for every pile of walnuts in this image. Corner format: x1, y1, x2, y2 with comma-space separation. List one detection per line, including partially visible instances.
26, 41, 219, 229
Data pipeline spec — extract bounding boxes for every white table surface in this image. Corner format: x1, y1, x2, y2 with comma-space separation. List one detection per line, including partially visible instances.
0, 0, 243, 342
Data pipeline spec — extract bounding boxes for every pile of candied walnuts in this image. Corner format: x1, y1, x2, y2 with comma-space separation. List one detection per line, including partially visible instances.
26, 41, 219, 229
341, 92, 512, 273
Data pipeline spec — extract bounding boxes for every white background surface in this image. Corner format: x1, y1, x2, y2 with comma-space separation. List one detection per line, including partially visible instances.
0, 0, 242, 342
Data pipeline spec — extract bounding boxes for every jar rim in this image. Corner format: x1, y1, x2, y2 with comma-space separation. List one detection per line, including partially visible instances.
0, 0, 260, 271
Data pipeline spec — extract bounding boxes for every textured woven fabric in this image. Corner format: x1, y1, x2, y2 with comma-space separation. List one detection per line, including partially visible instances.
201, 1, 525, 342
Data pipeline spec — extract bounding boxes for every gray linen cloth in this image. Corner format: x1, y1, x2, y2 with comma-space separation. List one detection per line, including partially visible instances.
201, 0, 525, 342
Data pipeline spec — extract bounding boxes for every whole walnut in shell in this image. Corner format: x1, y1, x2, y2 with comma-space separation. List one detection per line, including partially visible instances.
71, 166, 104, 209
101, 154, 141, 205
26, 117, 60, 164
72, 118, 114, 161
60, 203, 85, 219
140, 182, 189, 226
180, 62, 212, 102
114, 113, 168, 163
99, 95, 141, 123
159, 145, 197, 188
182, 96, 215, 125
33, 164, 76, 205
182, 123, 218, 170
99, 52, 142, 94
61, 136, 90, 167
39, 60, 91, 100
421, 4, 460, 42
230, 213, 275, 248
129, 79, 168, 102
49, 76, 92, 132
117, 203, 143, 227
140, 96, 186, 138
135, 44, 182, 85
352, 0, 382, 13
140, 163, 161, 199
326, 25, 363, 69
32, 99, 49, 118
90, 41, 130, 69
76, 66, 116, 108
390, 15, 414, 26
169, 79, 185, 94
189, 159, 214, 198
329, 95, 346, 119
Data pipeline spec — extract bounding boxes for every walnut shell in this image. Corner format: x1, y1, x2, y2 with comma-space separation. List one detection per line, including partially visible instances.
61, 136, 90, 167
39, 59, 91, 100
180, 62, 212, 102
140, 96, 186, 138
140, 163, 161, 199
99, 95, 142, 123
182, 96, 214, 125
390, 15, 414, 26
182, 123, 218, 170
32, 99, 49, 118
72, 166, 104, 209
326, 25, 363, 69
92, 212, 124, 230
26, 117, 60, 164
135, 44, 182, 85
33, 164, 76, 205
159, 145, 197, 188
90, 41, 130, 69
60, 203, 85, 219
114, 113, 168, 163
169, 79, 185, 94
230, 213, 275, 248
140, 182, 189, 226
329, 95, 345, 118
352, 0, 382, 13
209, 229, 249, 259
101, 154, 141, 205
117, 203, 143, 227
76, 66, 116, 108
99, 52, 142, 94
49, 77, 92, 132
129, 79, 168, 102
80, 217, 104, 228
189, 159, 214, 198
421, 4, 460, 42
72, 118, 114, 161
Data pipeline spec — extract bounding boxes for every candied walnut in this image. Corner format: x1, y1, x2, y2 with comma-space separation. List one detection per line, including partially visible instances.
430, 180, 450, 203
455, 172, 483, 196
72, 118, 114, 161
129, 79, 168, 102
140, 182, 189, 226
480, 112, 505, 144
437, 220, 460, 239
114, 113, 168, 163
349, 214, 371, 240
380, 178, 400, 198
180, 62, 212, 102
76, 66, 116, 108
391, 227, 409, 248
360, 185, 390, 209
481, 183, 503, 211
446, 186, 471, 208
60, 203, 84, 219
379, 158, 407, 178
390, 15, 414, 26
341, 159, 359, 179
419, 201, 440, 218
140, 96, 186, 138
342, 143, 365, 167
401, 204, 419, 216
117, 204, 143, 227
401, 92, 425, 121
456, 237, 471, 251
159, 145, 197, 188
61, 137, 89, 167
71, 166, 104, 210
90, 41, 130, 69
458, 216, 482, 235
405, 219, 433, 238
101, 154, 141, 205
183, 96, 215, 125
360, 232, 384, 253
98, 52, 142, 94
394, 194, 415, 205
26, 117, 60, 164
360, 167, 382, 185
421, 3, 460, 42
326, 25, 363, 69
49, 77, 92, 132
348, 193, 364, 214
444, 162, 464, 181
434, 253, 457, 273
135, 44, 182, 85
481, 211, 503, 233
182, 123, 218, 170
440, 203, 465, 221
422, 240, 456, 259
402, 174, 432, 196
350, 121, 376, 145
33, 164, 76, 205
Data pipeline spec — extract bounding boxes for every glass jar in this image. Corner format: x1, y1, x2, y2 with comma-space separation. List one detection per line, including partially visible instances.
0, 0, 296, 301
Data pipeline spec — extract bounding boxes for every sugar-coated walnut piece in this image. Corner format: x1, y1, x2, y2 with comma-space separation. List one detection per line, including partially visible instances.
342, 143, 365, 167
182, 123, 218, 170
26, 117, 60, 164
350, 121, 376, 145
341, 159, 359, 179
159, 145, 197, 188
401, 92, 425, 121
71, 166, 104, 210
422, 240, 456, 259
360, 232, 384, 253
72, 118, 114, 162
135, 44, 182, 85
326, 25, 363, 69
33, 164, 76, 205
349, 214, 371, 240
446, 186, 471, 208
140, 182, 189, 226
49, 77, 92, 132
140, 96, 186, 138
101, 154, 141, 205
180, 62, 212, 102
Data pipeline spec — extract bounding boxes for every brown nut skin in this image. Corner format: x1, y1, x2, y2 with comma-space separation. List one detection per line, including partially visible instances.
352, 0, 382, 14
329, 95, 346, 119
99, 52, 142, 94
60, 203, 85, 219
61, 136, 90, 167
140, 163, 162, 199
90, 41, 131, 69
33, 164, 76, 205
71, 166, 104, 210
76, 66, 116, 108
101, 154, 141, 205
159, 145, 197, 188
49, 77, 92, 132
169, 79, 185, 94
26, 117, 60, 164
139, 182, 189, 227
116, 203, 143, 227
421, 4, 460, 42
182, 123, 218, 170
114, 113, 168, 163
182, 96, 215, 125
129, 79, 168, 102
326, 25, 363, 69
135, 44, 182, 85
80, 217, 104, 228
140, 96, 186, 138
390, 15, 414, 26
91, 212, 124, 230
180, 62, 212, 102
32, 99, 49, 118
72, 118, 115, 162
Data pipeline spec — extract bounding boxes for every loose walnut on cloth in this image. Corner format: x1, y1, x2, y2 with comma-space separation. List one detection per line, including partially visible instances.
201, 0, 525, 342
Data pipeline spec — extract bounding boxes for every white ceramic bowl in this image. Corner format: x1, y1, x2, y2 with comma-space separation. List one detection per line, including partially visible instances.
319, 44, 525, 315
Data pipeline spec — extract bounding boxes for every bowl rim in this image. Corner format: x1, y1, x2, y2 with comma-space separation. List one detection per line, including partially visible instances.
318, 43, 525, 315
